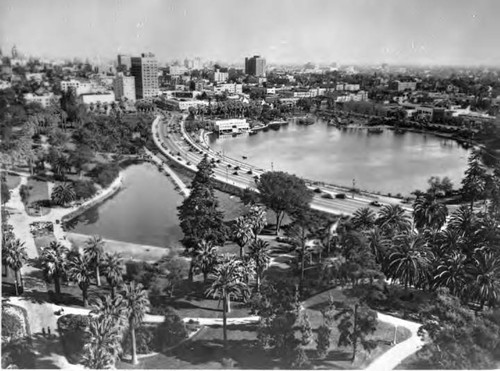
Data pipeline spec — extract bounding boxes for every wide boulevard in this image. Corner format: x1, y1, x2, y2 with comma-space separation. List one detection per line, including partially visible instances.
153, 112, 413, 216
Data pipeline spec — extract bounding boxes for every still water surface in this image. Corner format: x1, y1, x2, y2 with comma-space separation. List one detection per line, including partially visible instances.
68, 163, 184, 247
209, 119, 469, 195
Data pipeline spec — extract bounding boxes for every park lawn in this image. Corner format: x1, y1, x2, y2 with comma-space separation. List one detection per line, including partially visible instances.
395, 352, 427, 370
4, 173, 21, 190
26, 177, 49, 204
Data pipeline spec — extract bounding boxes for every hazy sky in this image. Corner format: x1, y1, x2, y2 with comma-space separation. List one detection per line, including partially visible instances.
1, 0, 499, 66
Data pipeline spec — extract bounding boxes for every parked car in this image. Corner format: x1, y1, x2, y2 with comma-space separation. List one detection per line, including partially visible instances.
370, 200, 382, 207
335, 193, 346, 199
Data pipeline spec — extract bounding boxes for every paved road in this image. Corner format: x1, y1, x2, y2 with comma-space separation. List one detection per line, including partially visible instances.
153, 113, 413, 216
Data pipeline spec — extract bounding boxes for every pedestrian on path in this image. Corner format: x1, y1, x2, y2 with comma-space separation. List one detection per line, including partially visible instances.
42, 327, 46, 337
47, 326, 51, 337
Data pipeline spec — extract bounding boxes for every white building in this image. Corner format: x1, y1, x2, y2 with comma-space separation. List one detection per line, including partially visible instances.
60, 79, 93, 96
214, 118, 249, 134
214, 83, 242, 94
24, 93, 57, 108
114, 73, 136, 101
80, 92, 115, 105
213, 69, 229, 83
169, 65, 188, 76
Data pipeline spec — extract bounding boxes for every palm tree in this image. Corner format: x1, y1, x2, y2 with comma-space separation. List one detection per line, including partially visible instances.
433, 252, 468, 297
101, 253, 124, 299
82, 316, 123, 369
84, 235, 105, 286
67, 252, 94, 307
41, 241, 69, 295
366, 227, 390, 267
247, 238, 270, 292
435, 228, 463, 258
121, 281, 150, 365
90, 294, 127, 332
205, 255, 250, 347
413, 195, 448, 231
387, 233, 433, 290
466, 252, 500, 310
375, 204, 411, 236
3, 239, 28, 296
193, 240, 219, 283
351, 207, 376, 231
247, 206, 267, 242
50, 182, 76, 206
232, 216, 254, 257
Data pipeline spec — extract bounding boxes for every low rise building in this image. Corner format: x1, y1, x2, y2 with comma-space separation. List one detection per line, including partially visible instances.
214, 118, 249, 134
61, 79, 94, 96
79, 92, 115, 105
214, 83, 242, 94
113, 73, 136, 101
213, 69, 229, 83
157, 98, 209, 111
390, 80, 417, 92
24, 92, 57, 108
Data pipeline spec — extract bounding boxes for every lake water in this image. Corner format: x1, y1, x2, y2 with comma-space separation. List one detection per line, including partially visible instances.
209, 119, 470, 195
68, 163, 184, 247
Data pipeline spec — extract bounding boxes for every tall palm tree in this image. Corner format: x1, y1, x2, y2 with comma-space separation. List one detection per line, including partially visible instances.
366, 227, 390, 268
466, 252, 500, 310
67, 252, 94, 307
232, 216, 254, 257
121, 281, 150, 365
247, 238, 270, 292
90, 294, 127, 332
433, 252, 468, 297
387, 233, 433, 290
3, 239, 28, 296
375, 204, 411, 236
101, 253, 124, 299
41, 241, 69, 295
351, 207, 376, 231
193, 240, 219, 283
247, 206, 267, 242
413, 195, 448, 232
84, 235, 105, 286
50, 182, 76, 206
205, 255, 250, 347
82, 316, 123, 369
435, 228, 463, 258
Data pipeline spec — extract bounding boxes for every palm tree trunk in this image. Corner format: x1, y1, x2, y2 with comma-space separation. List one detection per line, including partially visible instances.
4, 264, 9, 277
256, 271, 261, 292
14, 269, 19, 296
111, 285, 116, 299
188, 261, 194, 282
131, 325, 138, 365
239, 244, 244, 258
301, 244, 306, 283
276, 211, 283, 236
96, 265, 101, 286
223, 296, 228, 348
82, 286, 88, 307
54, 275, 61, 295
203, 272, 208, 283
352, 303, 358, 362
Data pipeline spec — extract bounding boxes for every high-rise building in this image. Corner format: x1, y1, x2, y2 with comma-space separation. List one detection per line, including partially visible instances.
11, 45, 18, 59
130, 53, 159, 99
114, 73, 136, 101
117, 55, 132, 72
245, 55, 266, 77
213, 68, 229, 83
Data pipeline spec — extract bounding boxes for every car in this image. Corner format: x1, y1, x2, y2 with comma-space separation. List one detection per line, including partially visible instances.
233, 171, 239, 176
234, 166, 240, 170
370, 200, 382, 207
247, 170, 253, 175
335, 193, 346, 199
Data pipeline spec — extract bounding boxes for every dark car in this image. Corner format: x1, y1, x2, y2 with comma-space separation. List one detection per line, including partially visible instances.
335, 193, 346, 199
370, 200, 382, 207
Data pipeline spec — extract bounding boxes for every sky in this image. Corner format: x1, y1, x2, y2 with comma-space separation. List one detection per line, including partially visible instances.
1, 0, 499, 66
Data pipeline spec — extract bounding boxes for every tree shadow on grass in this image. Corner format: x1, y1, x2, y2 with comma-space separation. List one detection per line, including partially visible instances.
165, 299, 224, 313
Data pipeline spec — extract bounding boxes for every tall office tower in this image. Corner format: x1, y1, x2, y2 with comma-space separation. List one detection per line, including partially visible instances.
244, 55, 266, 77
130, 53, 159, 99
117, 54, 132, 72
11, 45, 18, 59
114, 72, 136, 101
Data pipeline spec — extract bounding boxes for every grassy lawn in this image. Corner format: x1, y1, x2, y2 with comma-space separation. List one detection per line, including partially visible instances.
4, 173, 21, 190
24, 177, 50, 216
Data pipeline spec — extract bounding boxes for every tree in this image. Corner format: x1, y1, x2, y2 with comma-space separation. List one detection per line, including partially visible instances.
121, 281, 150, 365
3, 239, 27, 295
41, 241, 69, 295
433, 252, 468, 298
466, 251, 500, 310
334, 302, 378, 361
413, 195, 448, 232
84, 235, 105, 286
247, 205, 267, 241
154, 308, 188, 352
51, 182, 76, 206
351, 207, 376, 231
232, 216, 254, 257
1, 181, 10, 204
101, 252, 124, 299
256, 171, 313, 235
388, 233, 433, 290
461, 149, 488, 211
375, 204, 411, 236
247, 238, 270, 292
68, 252, 94, 307
193, 240, 218, 283
427, 176, 454, 197
82, 316, 122, 369
205, 255, 250, 347
178, 155, 226, 281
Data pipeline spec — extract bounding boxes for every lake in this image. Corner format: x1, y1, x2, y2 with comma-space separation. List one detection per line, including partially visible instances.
209, 119, 470, 196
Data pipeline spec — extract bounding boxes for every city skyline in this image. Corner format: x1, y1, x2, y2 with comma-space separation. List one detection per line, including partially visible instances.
1, 0, 500, 66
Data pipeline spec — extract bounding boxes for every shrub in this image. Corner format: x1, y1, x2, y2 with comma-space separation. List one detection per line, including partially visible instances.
122, 325, 155, 355
1, 338, 36, 369
1, 305, 29, 339
57, 314, 91, 364
19, 185, 30, 204
89, 163, 119, 188
154, 307, 188, 352
73, 180, 97, 200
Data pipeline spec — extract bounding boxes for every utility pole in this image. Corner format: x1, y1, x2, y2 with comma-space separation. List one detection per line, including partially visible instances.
271, 161, 274, 171
352, 178, 356, 199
